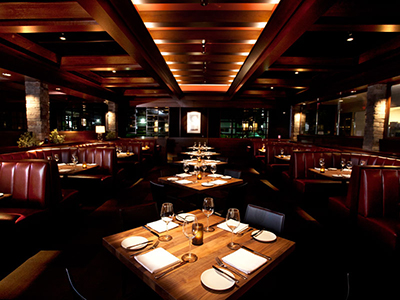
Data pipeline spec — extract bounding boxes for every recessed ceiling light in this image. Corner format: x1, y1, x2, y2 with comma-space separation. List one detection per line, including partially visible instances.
2, 72, 11, 77
59, 33, 66, 41
347, 33, 354, 42
112, 70, 116, 73
295, 71, 299, 74
55, 87, 61, 91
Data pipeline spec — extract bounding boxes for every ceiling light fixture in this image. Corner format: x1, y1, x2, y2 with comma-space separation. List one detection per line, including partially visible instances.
59, 33, 66, 41
202, 39, 206, 54
112, 70, 116, 73
200, 0, 208, 6
347, 33, 354, 42
295, 71, 299, 74
2, 72, 11, 77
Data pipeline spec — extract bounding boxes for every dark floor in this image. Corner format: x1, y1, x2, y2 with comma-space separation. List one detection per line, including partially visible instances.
1, 163, 399, 299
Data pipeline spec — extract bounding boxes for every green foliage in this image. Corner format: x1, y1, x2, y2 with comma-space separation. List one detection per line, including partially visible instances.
49, 129, 65, 144
17, 132, 40, 148
105, 131, 116, 140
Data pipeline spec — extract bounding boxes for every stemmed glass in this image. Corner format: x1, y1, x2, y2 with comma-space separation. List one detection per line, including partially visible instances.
72, 155, 78, 168
280, 148, 284, 156
340, 158, 346, 173
210, 164, 217, 179
182, 215, 198, 263
226, 208, 241, 250
346, 161, 353, 171
201, 162, 207, 174
159, 202, 174, 242
53, 154, 59, 163
183, 162, 190, 174
202, 197, 215, 232
319, 158, 325, 168
193, 165, 200, 182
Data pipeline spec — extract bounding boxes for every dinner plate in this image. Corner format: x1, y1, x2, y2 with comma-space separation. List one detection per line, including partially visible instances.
221, 175, 231, 179
167, 177, 179, 181
201, 268, 235, 291
176, 213, 196, 222
201, 182, 214, 187
251, 230, 277, 242
208, 174, 222, 178
121, 236, 149, 250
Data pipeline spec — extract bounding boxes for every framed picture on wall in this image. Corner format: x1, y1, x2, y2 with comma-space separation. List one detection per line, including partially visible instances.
187, 111, 201, 133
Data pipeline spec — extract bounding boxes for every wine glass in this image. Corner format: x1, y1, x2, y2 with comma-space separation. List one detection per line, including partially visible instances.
202, 197, 215, 232
280, 148, 284, 156
201, 162, 207, 173
340, 158, 346, 171
226, 208, 241, 250
360, 160, 366, 166
182, 215, 198, 263
72, 155, 78, 168
193, 165, 200, 182
346, 161, 353, 171
54, 154, 59, 163
319, 158, 325, 168
159, 202, 174, 242
210, 164, 217, 179
183, 162, 190, 174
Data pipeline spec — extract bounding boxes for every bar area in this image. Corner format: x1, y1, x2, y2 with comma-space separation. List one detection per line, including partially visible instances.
1, 0, 400, 299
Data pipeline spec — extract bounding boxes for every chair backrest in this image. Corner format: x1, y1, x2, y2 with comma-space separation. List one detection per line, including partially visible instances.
243, 204, 285, 234
226, 182, 248, 213
118, 202, 159, 231
224, 169, 241, 179
65, 268, 87, 300
150, 181, 167, 208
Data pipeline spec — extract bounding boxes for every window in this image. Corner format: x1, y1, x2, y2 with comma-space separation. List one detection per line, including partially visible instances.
388, 83, 400, 137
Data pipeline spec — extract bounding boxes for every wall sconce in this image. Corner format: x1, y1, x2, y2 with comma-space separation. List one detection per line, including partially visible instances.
242, 121, 249, 131
95, 125, 105, 141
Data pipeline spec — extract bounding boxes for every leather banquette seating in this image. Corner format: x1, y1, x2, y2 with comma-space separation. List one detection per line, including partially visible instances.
0, 160, 79, 229
329, 165, 400, 251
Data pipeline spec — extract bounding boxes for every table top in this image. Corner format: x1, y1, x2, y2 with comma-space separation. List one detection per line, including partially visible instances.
274, 155, 291, 161
102, 210, 295, 300
181, 151, 220, 157
117, 152, 135, 159
174, 159, 227, 166
308, 168, 352, 180
58, 163, 98, 175
0, 193, 12, 201
158, 173, 243, 192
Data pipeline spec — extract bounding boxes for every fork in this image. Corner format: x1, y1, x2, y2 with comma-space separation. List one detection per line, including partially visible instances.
236, 227, 253, 237
130, 241, 159, 257
215, 257, 247, 279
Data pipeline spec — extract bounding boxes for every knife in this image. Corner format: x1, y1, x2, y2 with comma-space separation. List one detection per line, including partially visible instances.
212, 266, 239, 283
126, 240, 153, 249
142, 225, 160, 238
241, 245, 272, 261
154, 260, 188, 279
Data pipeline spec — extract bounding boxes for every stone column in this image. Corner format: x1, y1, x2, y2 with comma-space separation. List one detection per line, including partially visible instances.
25, 78, 50, 142
291, 105, 302, 141
363, 84, 387, 151
106, 101, 117, 135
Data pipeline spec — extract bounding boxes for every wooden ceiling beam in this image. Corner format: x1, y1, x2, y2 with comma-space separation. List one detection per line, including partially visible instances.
161, 54, 246, 63
309, 24, 400, 33
228, 0, 338, 99
77, 0, 182, 98
149, 29, 262, 40
61, 55, 140, 71
0, 20, 103, 33
253, 78, 310, 88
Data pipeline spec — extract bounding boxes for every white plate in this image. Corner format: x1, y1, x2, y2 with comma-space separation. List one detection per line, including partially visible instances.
208, 174, 222, 178
221, 175, 231, 179
251, 230, 277, 242
167, 177, 179, 181
121, 236, 149, 250
176, 213, 196, 222
201, 268, 235, 291
201, 182, 214, 187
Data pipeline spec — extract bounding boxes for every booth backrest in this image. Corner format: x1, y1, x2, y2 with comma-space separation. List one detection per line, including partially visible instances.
0, 160, 62, 208
289, 151, 400, 179
0, 147, 116, 176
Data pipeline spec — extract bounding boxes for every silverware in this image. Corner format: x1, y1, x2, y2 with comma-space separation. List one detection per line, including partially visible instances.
215, 257, 247, 279
251, 229, 264, 238
126, 240, 153, 250
142, 225, 160, 238
212, 266, 239, 283
241, 245, 272, 261
209, 220, 225, 228
130, 240, 159, 257
237, 227, 253, 237
154, 260, 188, 279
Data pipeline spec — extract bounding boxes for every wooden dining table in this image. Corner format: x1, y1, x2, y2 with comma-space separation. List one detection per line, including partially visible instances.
58, 163, 98, 176
102, 209, 295, 300
308, 168, 352, 181
158, 173, 243, 193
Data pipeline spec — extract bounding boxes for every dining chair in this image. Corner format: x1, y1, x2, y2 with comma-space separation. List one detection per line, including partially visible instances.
150, 180, 168, 209
118, 202, 159, 231
223, 168, 242, 179
243, 204, 285, 234
223, 182, 248, 214
65, 268, 87, 300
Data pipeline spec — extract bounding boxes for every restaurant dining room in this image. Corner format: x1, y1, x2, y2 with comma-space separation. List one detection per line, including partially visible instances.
1, 0, 400, 299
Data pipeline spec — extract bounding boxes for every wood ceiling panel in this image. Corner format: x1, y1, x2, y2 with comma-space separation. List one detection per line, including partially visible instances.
148, 29, 262, 41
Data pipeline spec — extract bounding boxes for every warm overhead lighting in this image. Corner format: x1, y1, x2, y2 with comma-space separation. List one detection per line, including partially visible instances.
154, 40, 164, 44
200, 0, 208, 6
55, 87, 61, 91
144, 22, 157, 29
112, 70, 116, 73
295, 71, 299, 74
59, 33, 66, 41
271, 87, 274, 90
255, 22, 268, 28
244, 40, 257, 44
2, 72, 11, 77
347, 33, 354, 42
202, 39, 206, 54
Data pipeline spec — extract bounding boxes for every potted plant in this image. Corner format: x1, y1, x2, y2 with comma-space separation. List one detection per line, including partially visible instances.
49, 129, 65, 144
17, 132, 41, 148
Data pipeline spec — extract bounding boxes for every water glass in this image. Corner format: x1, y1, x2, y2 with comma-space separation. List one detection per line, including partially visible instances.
202, 197, 215, 232
159, 203, 174, 242
182, 215, 198, 263
226, 208, 240, 250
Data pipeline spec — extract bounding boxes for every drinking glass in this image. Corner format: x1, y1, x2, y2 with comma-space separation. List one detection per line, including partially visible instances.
341, 158, 346, 171
201, 162, 207, 173
226, 208, 241, 250
54, 154, 59, 162
280, 148, 284, 156
193, 165, 200, 182
210, 164, 217, 179
159, 202, 174, 242
72, 155, 78, 168
183, 162, 190, 174
182, 215, 198, 263
202, 197, 215, 232
346, 161, 353, 171
319, 158, 325, 168
360, 160, 366, 166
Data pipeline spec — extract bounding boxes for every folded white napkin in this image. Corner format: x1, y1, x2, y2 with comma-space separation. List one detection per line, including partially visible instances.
58, 163, 66, 166
343, 174, 351, 178
176, 173, 192, 178
217, 221, 248, 234
176, 179, 192, 185
328, 168, 337, 171
59, 169, 70, 173
314, 167, 321, 171
147, 219, 178, 233
208, 174, 222, 178
134, 248, 180, 273
222, 248, 267, 274
213, 180, 228, 185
